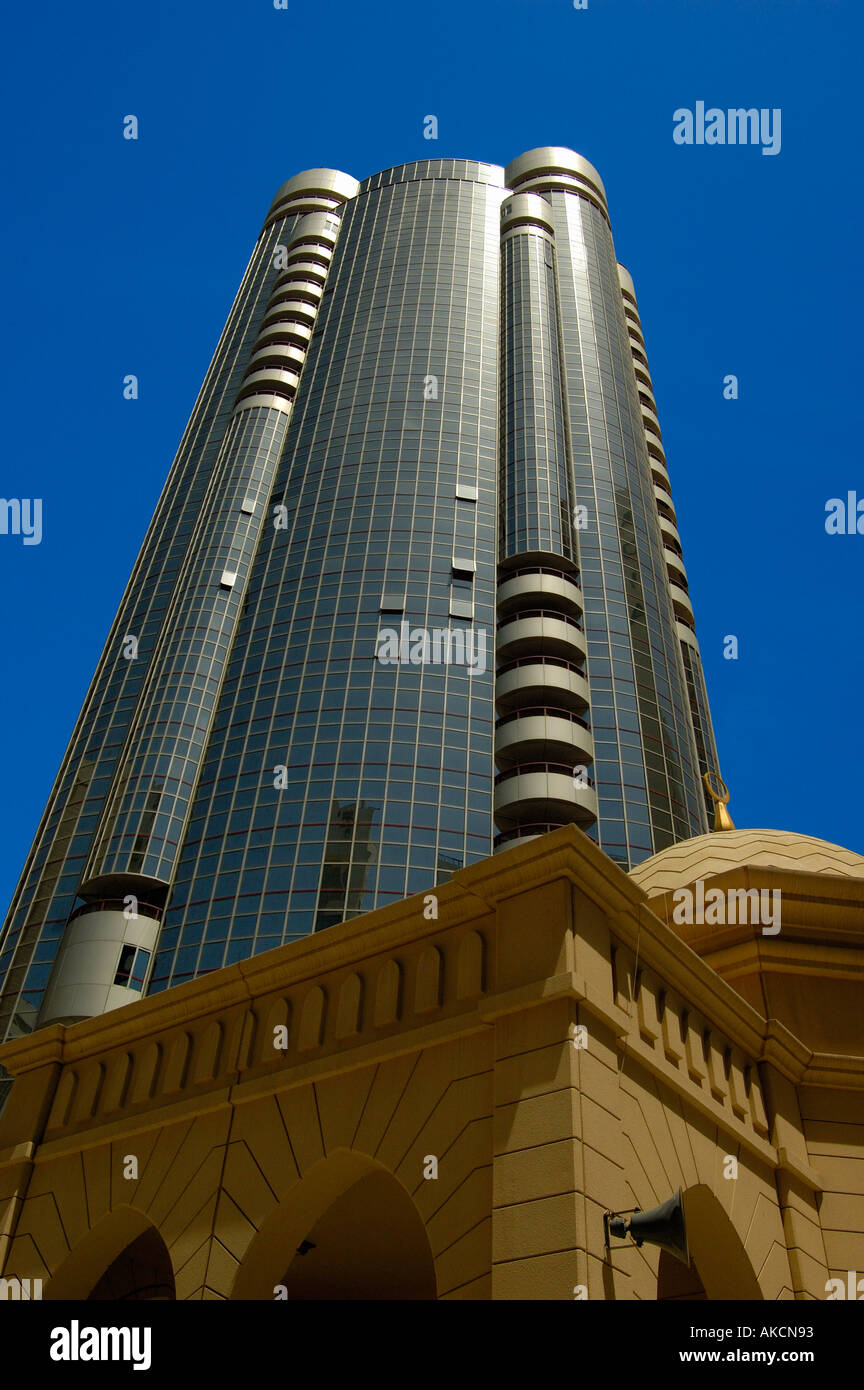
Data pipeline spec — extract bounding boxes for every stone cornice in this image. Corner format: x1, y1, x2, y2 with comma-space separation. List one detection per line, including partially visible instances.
0, 828, 859, 1111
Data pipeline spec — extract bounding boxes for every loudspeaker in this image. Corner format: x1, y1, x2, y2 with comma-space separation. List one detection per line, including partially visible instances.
604, 1189, 689, 1266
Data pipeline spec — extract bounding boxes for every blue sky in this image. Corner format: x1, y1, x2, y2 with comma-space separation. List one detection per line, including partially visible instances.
0, 0, 860, 912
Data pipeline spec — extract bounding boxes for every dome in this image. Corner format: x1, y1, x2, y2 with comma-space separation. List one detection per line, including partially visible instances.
629, 828, 864, 898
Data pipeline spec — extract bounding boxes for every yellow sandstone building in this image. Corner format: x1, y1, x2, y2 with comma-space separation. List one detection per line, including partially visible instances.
1, 820, 862, 1300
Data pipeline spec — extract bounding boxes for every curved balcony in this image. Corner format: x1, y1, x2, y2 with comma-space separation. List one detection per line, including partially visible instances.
618, 265, 636, 299
255, 320, 312, 351
274, 260, 329, 286
495, 656, 589, 713
642, 412, 663, 444
500, 192, 555, 236
261, 296, 318, 325
233, 392, 294, 417
653, 482, 676, 518
650, 457, 671, 491
245, 343, 306, 374
497, 567, 584, 619
271, 193, 343, 218
496, 610, 587, 664
669, 581, 696, 627
267, 168, 359, 215
282, 211, 342, 250
494, 707, 594, 770
69, 897, 163, 923
504, 147, 609, 220
268, 279, 324, 305
239, 366, 300, 396
493, 823, 577, 854
265, 283, 323, 314
258, 316, 313, 346
282, 238, 333, 261
494, 762, 598, 830
657, 513, 682, 550
664, 548, 688, 589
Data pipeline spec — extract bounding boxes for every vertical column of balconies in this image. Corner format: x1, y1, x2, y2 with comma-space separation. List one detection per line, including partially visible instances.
616, 265, 696, 635
495, 194, 597, 851
37, 172, 359, 1026
615, 263, 721, 807
235, 172, 351, 411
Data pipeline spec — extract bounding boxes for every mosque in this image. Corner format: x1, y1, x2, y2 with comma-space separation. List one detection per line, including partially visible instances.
0, 780, 862, 1300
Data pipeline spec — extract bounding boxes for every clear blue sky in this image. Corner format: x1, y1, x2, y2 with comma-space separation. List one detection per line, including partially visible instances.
1, 0, 861, 915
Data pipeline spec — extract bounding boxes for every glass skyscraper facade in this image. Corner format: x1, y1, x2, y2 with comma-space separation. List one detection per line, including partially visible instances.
0, 147, 720, 1043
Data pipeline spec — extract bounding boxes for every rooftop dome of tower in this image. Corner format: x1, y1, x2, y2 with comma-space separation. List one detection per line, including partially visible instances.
629, 828, 864, 898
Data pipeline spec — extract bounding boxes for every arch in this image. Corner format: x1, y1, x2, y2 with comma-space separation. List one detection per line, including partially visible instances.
658, 1185, 763, 1301
298, 986, 325, 1051
230, 1149, 436, 1301
335, 972, 363, 1039
373, 959, 401, 1026
43, 1206, 175, 1301
415, 946, 442, 1013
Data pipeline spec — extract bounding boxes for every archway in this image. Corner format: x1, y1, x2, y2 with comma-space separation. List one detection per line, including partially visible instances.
657, 1185, 762, 1301
43, 1207, 175, 1301
231, 1150, 436, 1300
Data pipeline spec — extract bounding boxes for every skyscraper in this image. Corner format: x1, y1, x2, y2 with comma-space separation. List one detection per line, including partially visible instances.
0, 147, 720, 1041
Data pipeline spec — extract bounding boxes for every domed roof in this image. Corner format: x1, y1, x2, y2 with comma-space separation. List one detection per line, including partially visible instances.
630, 828, 864, 898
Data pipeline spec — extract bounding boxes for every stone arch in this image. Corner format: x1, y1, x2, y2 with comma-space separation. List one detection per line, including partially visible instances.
657, 1184, 763, 1301
230, 1149, 436, 1301
43, 1206, 175, 1301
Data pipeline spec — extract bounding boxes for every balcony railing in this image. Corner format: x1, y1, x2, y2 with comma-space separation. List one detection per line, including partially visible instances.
496, 655, 586, 678
497, 564, 582, 587
497, 610, 584, 632
494, 823, 574, 846
494, 762, 595, 787
495, 706, 591, 731
69, 898, 164, 923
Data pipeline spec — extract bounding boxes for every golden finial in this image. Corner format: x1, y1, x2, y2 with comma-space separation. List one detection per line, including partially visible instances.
703, 771, 735, 830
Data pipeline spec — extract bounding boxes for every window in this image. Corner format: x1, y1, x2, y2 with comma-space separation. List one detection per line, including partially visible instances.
451, 557, 475, 579
379, 593, 405, 612
114, 945, 152, 991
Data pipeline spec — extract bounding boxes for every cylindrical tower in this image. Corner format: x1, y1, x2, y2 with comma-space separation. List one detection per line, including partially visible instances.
146, 159, 504, 994
0, 171, 359, 1031
0, 146, 724, 1041
494, 192, 597, 850
503, 147, 716, 866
